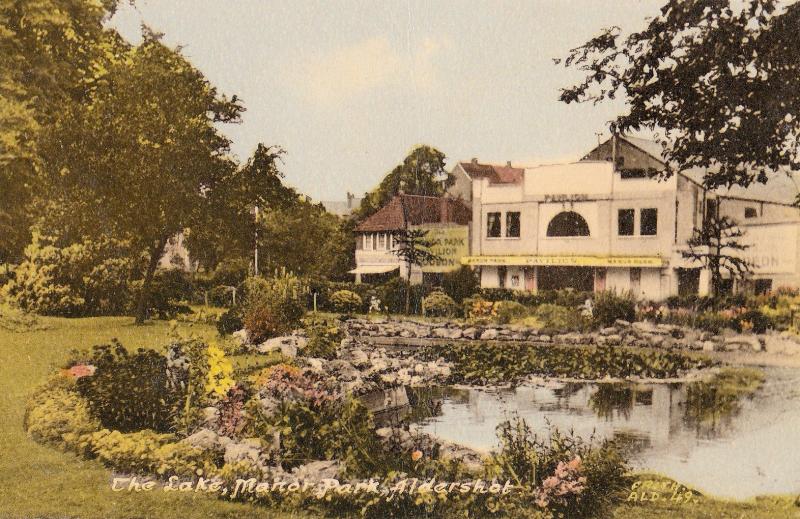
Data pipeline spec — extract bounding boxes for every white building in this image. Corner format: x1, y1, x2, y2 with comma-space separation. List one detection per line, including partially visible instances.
462, 135, 800, 299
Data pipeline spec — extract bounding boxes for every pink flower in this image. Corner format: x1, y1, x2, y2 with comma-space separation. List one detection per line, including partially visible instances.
66, 364, 96, 379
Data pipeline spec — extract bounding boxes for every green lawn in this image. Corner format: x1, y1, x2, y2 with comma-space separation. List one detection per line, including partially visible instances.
0, 316, 796, 518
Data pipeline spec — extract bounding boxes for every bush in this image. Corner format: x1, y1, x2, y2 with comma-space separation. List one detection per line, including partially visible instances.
441, 267, 479, 304
303, 317, 342, 360
208, 285, 236, 307
593, 291, 636, 327
494, 300, 529, 324
534, 304, 585, 332
25, 378, 100, 453
242, 273, 306, 343
730, 309, 772, 334
377, 277, 430, 314
75, 342, 181, 433
329, 290, 363, 314
217, 306, 244, 335
695, 312, 728, 334
3, 231, 133, 316
422, 291, 458, 317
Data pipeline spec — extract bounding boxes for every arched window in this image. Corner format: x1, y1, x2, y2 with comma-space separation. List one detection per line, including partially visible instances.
547, 211, 590, 237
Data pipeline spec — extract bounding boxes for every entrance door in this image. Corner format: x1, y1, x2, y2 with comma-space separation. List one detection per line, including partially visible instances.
677, 268, 700, 296
524, 267, 537, 291
630, 268, 641, 295
538, 266, 594, 292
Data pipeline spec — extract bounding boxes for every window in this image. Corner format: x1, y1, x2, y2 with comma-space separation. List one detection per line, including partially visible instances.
745, 207, 758, 218
372, 233, 378, 250
487, 212, 501, 238
506, 212, 521, 238
498, 266, 507, 288
365, 233, 372, 250
618, 209, 635, 236
378, 233, 386, 249
511, 275, 520, 287
546, 211, 590, 237
620, 168, 648, 179
640, 208, 658, 236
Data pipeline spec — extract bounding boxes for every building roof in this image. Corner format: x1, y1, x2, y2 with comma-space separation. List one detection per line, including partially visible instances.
610, 135, 800, 206
458, 160, 524, 184
355, 194, 471, 232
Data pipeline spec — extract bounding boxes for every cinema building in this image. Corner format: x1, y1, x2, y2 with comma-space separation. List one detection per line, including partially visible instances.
460, 135, 800, 299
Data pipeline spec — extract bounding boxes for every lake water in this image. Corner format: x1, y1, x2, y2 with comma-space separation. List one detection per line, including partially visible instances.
412, 368, 800, 498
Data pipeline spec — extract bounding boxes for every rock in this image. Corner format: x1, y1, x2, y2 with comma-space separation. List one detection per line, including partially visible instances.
232, 328, 249, 346
724, 335, 763, 352
183, 428, 224, 451
200, 407, 219, 427
224, 439, 264, 465
257, 336, 284, 354
537, 334, 552, 343
345, 349, 369, 366
480, 329, 499, 340
291, 460, 341, 482
702, 341, 717, 352
765, 333, 800, 355
604, 334, 622, 345
615, 319, 632, 327
258, 395, 280, 416
305, 358, 324, 371
462, 327, 478, 340
280, 343, 297, 358
600, 327, 618, 336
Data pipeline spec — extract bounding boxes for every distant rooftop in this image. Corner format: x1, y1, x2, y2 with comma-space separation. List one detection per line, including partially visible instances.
321, 192, 363, 216
355, 194, 471, 232
458, 159, 524, 184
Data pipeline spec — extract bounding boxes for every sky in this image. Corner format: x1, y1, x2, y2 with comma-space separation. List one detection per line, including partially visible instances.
109, 0, 664, 202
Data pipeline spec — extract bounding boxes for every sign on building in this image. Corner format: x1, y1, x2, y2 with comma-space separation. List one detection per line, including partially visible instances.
413, 224, 470, 273
740, 223, 798, 274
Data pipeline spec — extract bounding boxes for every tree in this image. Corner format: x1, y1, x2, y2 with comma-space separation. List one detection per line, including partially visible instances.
40, 35, 243, 323
390, 229, 440, 314
356, 145, 454, 220
682, 213, 751, 299
0, 0, 123, 264
558, 0, 800, 191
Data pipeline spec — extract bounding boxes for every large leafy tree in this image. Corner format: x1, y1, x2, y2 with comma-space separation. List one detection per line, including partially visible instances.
356, 145, 453, 220
558, 0, 800, 190
682, 213, 751, 298
40, 35, 243, 323
0, 0, 122, 264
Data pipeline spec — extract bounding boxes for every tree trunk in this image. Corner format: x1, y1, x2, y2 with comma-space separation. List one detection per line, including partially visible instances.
134, 235, 169, 324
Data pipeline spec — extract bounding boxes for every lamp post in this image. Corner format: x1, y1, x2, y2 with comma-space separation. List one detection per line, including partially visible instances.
251, 205, 259, 276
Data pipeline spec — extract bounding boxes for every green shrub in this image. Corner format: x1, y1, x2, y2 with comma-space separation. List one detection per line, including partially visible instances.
3, 231, 133, 316
441, 266, 479, 304
422, 291, 458, 317
378, 277, 429, 314
303, 317, 342, 360
0, 300, 46, 332
534, 304, 585, 331
593, 291, 636, 327
494, 300, 528, 324
695, 312, 728, 334
242, 273, 306, 343
217, 306, 244, 335
75, 342, 181, 433
329, 290, 363, 314
25, 378, 100, 453
730, 309, 772, 334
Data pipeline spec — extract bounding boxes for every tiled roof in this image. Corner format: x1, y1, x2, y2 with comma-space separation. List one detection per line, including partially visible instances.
355, 194, 471, 232
459, 161, 524, 184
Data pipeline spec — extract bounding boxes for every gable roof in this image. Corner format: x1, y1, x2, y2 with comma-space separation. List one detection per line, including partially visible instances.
458, 161, 524, 184
355, 194, 471, 232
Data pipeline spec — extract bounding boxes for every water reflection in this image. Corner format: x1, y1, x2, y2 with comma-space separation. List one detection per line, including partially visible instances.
413, 368, 800, 498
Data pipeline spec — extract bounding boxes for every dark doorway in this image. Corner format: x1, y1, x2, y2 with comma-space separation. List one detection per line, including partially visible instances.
538, 266, 594, 292
677, 268, 700, 296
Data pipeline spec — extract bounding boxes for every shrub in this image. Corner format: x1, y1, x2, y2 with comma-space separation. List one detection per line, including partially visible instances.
422, 291, 458, 317
593, 291, 636, 327
730, 309, 772, 334
242, 273, 306, 343
441, 266, 479, 304
695, 312, 728, 334
208, 285, 236, 307
3, 231, 133, 316
216, 306, 244, 335
0, 301, 46, 332
534, 304, 585, 331
494, 300, 529, 324
75, 342, 181, 433
25, 378, 100, 453
303, 317, 342, 360
378, 277, 430, 314
329, 290, 363, 314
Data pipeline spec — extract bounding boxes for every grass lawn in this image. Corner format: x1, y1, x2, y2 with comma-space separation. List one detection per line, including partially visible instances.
0, 316, 796, 518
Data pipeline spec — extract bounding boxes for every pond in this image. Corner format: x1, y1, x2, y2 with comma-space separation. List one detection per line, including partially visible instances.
411, 367, 800, 499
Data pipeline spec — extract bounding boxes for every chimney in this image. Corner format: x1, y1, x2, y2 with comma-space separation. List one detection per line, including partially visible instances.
346, 191, 354, 208
506, 161, 512, 167
471, 157, 478, 164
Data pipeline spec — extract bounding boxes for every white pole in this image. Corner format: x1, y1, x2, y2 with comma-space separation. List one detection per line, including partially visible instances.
253, 205, 259, 276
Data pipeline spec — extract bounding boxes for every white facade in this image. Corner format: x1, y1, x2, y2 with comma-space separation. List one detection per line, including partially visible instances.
464, 146, 800, 300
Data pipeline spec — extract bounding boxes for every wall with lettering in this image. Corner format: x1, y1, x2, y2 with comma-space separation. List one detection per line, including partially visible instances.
413, 224, 470, 273
739, 223, 799, 274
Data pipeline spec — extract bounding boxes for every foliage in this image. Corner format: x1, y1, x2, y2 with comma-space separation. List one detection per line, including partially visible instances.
422, 291, 458, 317
378, 277, 429, 315
695, 312, 730, 335
3, 231, 133, 316
329, 290, 363, 314
0, 300, 46, 332
558, 0, 800, 191
204, 342, 235, 399
74, 341, 180, 433
683, 215, 751, 299
390, 228, 442, 314
39, 35, 244, 323
534, 304, 588, 332
441, 266, 480, 304
593, 291, 636, 327
433, 342, 715, 384
25, 376, 100, 453
217, 306, 244, 335
355, 145, 454, 220
303, 317, 342, 360
494, 300, 529, 324
242, 273, 306, 343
